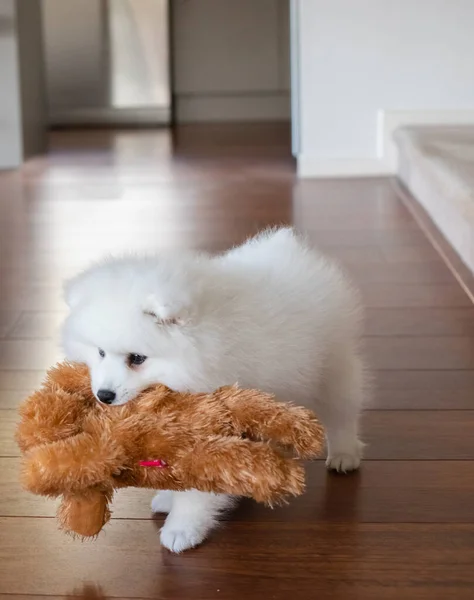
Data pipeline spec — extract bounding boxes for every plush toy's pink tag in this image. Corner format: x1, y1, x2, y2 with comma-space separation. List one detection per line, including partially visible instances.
139, 459, 168, 468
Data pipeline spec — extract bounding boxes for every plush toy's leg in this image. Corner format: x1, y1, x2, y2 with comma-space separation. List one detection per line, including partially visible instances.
58, 490, 111, 537
175, 436, 305, 504
218, 388, 325, 459
16, 388, 89, 453
16, 363, 95, 454
159, 437, 305, 553
22, 432, 125, 495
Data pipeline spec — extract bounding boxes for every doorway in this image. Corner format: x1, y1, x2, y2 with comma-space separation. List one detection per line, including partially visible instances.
41, 0, 293, 143
42, 0, 171, 126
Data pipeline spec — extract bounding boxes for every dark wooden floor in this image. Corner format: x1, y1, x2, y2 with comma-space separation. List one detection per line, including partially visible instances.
1, 124, 474, 599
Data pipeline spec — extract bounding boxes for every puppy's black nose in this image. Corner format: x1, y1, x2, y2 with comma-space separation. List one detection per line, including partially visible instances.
97, 389, 116, 404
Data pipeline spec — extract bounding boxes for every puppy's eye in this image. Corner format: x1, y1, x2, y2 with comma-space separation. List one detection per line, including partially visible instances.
128, 353, 147, 367
98, 348, 105, 358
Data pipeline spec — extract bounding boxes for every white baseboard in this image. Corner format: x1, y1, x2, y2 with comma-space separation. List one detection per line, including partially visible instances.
297, 156, 390, 179
297, 109, 474, 178
378, 109, 474, 172
175, 92, 290, 123
49, 106, 171, 127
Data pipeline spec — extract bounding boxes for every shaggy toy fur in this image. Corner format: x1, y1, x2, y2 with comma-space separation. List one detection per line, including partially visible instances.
16, 362, 324, 538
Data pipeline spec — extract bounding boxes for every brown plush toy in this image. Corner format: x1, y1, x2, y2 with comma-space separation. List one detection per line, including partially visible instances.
16, 362, 324, 538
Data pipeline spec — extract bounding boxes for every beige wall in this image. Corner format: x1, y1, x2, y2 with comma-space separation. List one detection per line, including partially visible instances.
172, 0, 290, 122
42, 0, 107, 110
41, 0, 290, 124
0, 0, 22, 168
42, 0, 170, 125
0, 0, 46, 169
16, 0, 47, 159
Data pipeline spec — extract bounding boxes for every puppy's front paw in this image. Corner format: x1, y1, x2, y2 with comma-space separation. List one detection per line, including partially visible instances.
326, 452, 361, 473
151, 491, 173, 514
326, 440, 364, 473
160, 519, 210, 553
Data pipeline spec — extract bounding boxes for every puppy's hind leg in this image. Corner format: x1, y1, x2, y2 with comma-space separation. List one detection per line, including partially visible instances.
319, 349, 367, 473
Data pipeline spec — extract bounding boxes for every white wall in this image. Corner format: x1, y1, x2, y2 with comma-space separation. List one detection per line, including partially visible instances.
41, 0, 289, 124
172, 0, 290, 122
16, 0, 47, 159
42, 0, 106, 111
108, 0, 170, 109
0, 0, 22, 169
296, 0, 474, 177
0, 0, 46, 169
42, 0, 171, 125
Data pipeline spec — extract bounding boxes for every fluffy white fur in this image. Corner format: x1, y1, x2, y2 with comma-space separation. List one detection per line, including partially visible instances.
62, 227, 367, 553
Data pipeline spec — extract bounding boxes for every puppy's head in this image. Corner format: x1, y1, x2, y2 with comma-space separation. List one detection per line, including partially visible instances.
61, 256, 201, 405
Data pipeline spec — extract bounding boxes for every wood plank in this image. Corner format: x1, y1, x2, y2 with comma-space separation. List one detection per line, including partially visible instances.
366, 337, 474, 370
0, 286, 65, 311
0, 340, 61, 370
361, 283, 472, 308
350, 262, 456, 284
365, 308, 474, 337
7, 311, 64, 340
373, 387, 474, 410
2, 127, 474, 599
297, 215, 417, 231
0, 310, 20, 338
0, 457, 153, 519
1, 593, 471, 600
0, 597, 137, 600
322, 246, 386, 265
0, 410, 19, 456
4, 410, 474, 461
1, 518, 474, 599
363, 411, 474, 459
238, 459, 474, 524
381, 243, 440, 264
0, 390, 29, 409
4, 456, 474, 524
374, 369, 474, 409
376, 369, 474, 390
0, 370, 46, 391
312, 227, 436, 248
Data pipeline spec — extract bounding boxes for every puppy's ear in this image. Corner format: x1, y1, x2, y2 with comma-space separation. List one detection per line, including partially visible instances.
64, 273, 89, 309
142, 294, 190, 326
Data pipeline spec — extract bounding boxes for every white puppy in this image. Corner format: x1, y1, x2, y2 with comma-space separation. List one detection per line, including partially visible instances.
62, 228, 367, 553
